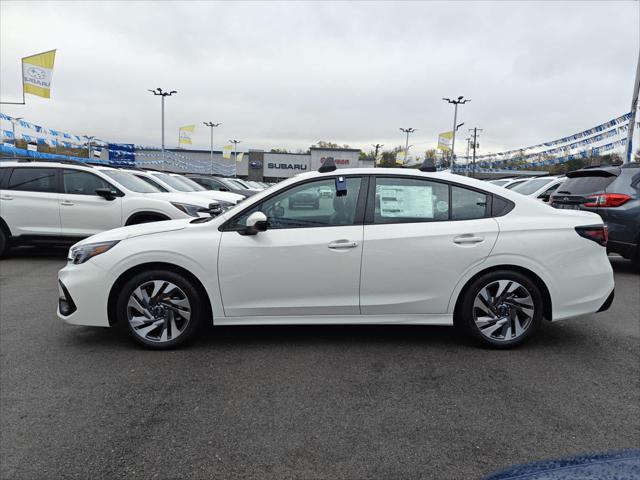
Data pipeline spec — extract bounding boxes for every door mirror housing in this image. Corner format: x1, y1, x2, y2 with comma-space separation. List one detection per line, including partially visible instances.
219, 187, 230, 192
96, 188, 117, 201
539, 193, 551, 202
241, 211, 268, 235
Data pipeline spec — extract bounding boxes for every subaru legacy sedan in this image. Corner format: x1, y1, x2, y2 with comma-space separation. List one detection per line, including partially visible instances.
58, 163, 614, 349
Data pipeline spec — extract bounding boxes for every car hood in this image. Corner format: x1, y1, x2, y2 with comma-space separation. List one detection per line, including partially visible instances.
189, 190, 244, 203
72, 218, 192, 247
144, 192, 215, 207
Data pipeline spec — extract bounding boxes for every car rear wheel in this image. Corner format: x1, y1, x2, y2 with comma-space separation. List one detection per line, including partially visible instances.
116, 269, 205, 349
457, 270, 543, 348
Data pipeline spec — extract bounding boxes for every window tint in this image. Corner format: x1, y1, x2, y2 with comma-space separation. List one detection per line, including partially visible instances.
230, 177, 362, 229
63, 170, 112, 195
374, 177, 449, 224
8, 168, 57, 193
559, 175, 616, 194
451, 186, 488, 220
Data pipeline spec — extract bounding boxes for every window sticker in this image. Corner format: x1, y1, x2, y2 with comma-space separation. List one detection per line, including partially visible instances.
378, 185, 434, 218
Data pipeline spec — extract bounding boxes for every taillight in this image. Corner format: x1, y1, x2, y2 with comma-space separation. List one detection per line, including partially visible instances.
583, 193, 631, 207
575, 225, 608, 247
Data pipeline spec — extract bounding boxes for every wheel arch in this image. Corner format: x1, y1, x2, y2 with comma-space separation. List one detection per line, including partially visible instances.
452, 264, 553, 322
107, 261, 213, 326
125, 212, 171, 226
0, 216, 12, 238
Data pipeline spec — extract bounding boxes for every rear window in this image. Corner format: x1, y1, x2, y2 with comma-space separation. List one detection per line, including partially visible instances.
7, 167, 58, 193
511, 178, 554, 195
557, 176, 616, 194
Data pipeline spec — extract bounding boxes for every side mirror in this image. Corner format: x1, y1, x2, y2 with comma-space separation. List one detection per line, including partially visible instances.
219, 187, 229, 192
241, 211, 268, 235
96, 188, 117, 201
540, 194, 550, 202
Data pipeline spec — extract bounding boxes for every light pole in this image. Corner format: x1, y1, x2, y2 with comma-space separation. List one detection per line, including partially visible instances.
83, 135, 95, 160
399, 128, 415, 166
203, 122, 222, 175
372, 143, 384, 167
443, 96, 470, 168
10, 117, 23, 159
148, 87, 177, 170
469, 128, 482, 177
229, 139, 241, 177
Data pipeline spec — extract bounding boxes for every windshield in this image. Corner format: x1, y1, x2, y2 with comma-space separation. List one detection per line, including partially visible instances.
171, 175, 207, 191
227, 179, 248, 190
511, 178, 555, 195
490, 180, 509, 187
103, 170, 161, 193
505, 180, 527, 189
150, 172, 196, 192
232, 179, 251, 189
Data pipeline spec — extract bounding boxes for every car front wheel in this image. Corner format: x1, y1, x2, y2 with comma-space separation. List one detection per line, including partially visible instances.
457, 270, 544, 348
116, 269, 205, 349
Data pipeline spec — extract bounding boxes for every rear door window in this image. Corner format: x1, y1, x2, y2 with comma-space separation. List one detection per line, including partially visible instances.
373, 177, 449, 224
451, 186, 489, 220
7, 167, 58, 193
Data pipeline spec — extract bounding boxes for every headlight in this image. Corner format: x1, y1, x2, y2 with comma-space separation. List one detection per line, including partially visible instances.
68, 241, 120, 265
171, 202, 205, 217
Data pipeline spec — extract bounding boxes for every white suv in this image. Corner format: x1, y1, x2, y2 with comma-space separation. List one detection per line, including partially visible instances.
0, 160, 219, 256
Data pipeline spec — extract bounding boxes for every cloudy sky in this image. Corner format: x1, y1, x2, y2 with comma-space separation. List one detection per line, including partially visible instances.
1, 1, 638, 155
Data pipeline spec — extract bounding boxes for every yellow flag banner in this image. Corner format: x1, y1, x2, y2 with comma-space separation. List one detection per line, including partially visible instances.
179, 125, 195, 145
437, 131, 453, 152
222, 145, 233, 159
236, 152, 244, 163
396, 151, 406, 165
22, 49, 56, 99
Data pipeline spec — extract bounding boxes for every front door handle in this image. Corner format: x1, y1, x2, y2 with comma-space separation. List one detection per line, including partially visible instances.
60, 200, 74, 206
0, 195, 13, 200
328, 240, 359, 249
453, 235, 485, 245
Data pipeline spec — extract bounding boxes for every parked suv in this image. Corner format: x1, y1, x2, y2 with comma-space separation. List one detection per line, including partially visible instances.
0, 161, 219, 256
550, 163, 640, 266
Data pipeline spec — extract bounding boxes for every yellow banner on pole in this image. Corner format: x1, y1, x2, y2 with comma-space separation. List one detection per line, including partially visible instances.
179, 125, 195, 145
437, 131, 453, 152
236, 152, 244, 163
22, 49, 57, 99
222, 145, 232, 159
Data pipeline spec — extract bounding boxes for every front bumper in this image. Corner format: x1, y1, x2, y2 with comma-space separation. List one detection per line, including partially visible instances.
57, 260, 113, 327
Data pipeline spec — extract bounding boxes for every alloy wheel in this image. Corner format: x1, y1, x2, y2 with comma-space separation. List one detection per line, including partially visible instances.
126, 280, 191, 343
472, 280, 535, 342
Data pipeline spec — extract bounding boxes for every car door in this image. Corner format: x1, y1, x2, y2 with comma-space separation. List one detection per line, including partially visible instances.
1, 167, 61, 237
218, 176, 366, 317
59, 169, 123, 237
360, 176, 499, 315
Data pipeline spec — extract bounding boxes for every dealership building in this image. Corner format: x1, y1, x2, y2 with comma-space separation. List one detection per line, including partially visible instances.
135, 147, 371, 182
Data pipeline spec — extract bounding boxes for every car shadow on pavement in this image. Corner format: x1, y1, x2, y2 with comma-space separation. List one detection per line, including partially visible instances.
2, 245, 69, 260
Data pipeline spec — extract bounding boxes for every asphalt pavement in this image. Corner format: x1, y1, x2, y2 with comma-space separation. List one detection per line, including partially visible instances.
1, 248, 638, 480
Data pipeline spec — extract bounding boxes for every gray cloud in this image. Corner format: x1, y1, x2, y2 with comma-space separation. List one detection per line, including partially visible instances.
1, 0, 638, 155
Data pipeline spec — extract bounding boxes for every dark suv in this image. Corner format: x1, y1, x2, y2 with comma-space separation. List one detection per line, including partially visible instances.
550, 163, 640, 267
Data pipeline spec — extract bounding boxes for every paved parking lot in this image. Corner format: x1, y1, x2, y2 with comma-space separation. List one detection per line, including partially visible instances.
0, 249, 638, 480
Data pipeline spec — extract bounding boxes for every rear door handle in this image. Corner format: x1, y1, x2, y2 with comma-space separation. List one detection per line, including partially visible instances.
453, 235, 485, 244
328, 240, 359, 249
60, 200, 74, 206
0, 195, 13, 200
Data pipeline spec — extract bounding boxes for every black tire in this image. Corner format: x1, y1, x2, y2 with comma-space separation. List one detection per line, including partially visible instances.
455, 270, 544, 349
116, 269, 206, 349
0, 228, 7, 258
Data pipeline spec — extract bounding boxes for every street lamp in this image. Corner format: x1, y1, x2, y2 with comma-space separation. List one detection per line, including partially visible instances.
442, 96, 470, 168
83, 135, 95, 160
203, 122, 222, 175
148, 87, 177, 170
399, 128, 416, 166
10, 117, 23, 159
229, 139, 241, 177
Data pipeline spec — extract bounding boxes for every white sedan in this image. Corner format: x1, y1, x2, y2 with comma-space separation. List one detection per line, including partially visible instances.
58, 164, 614, 349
